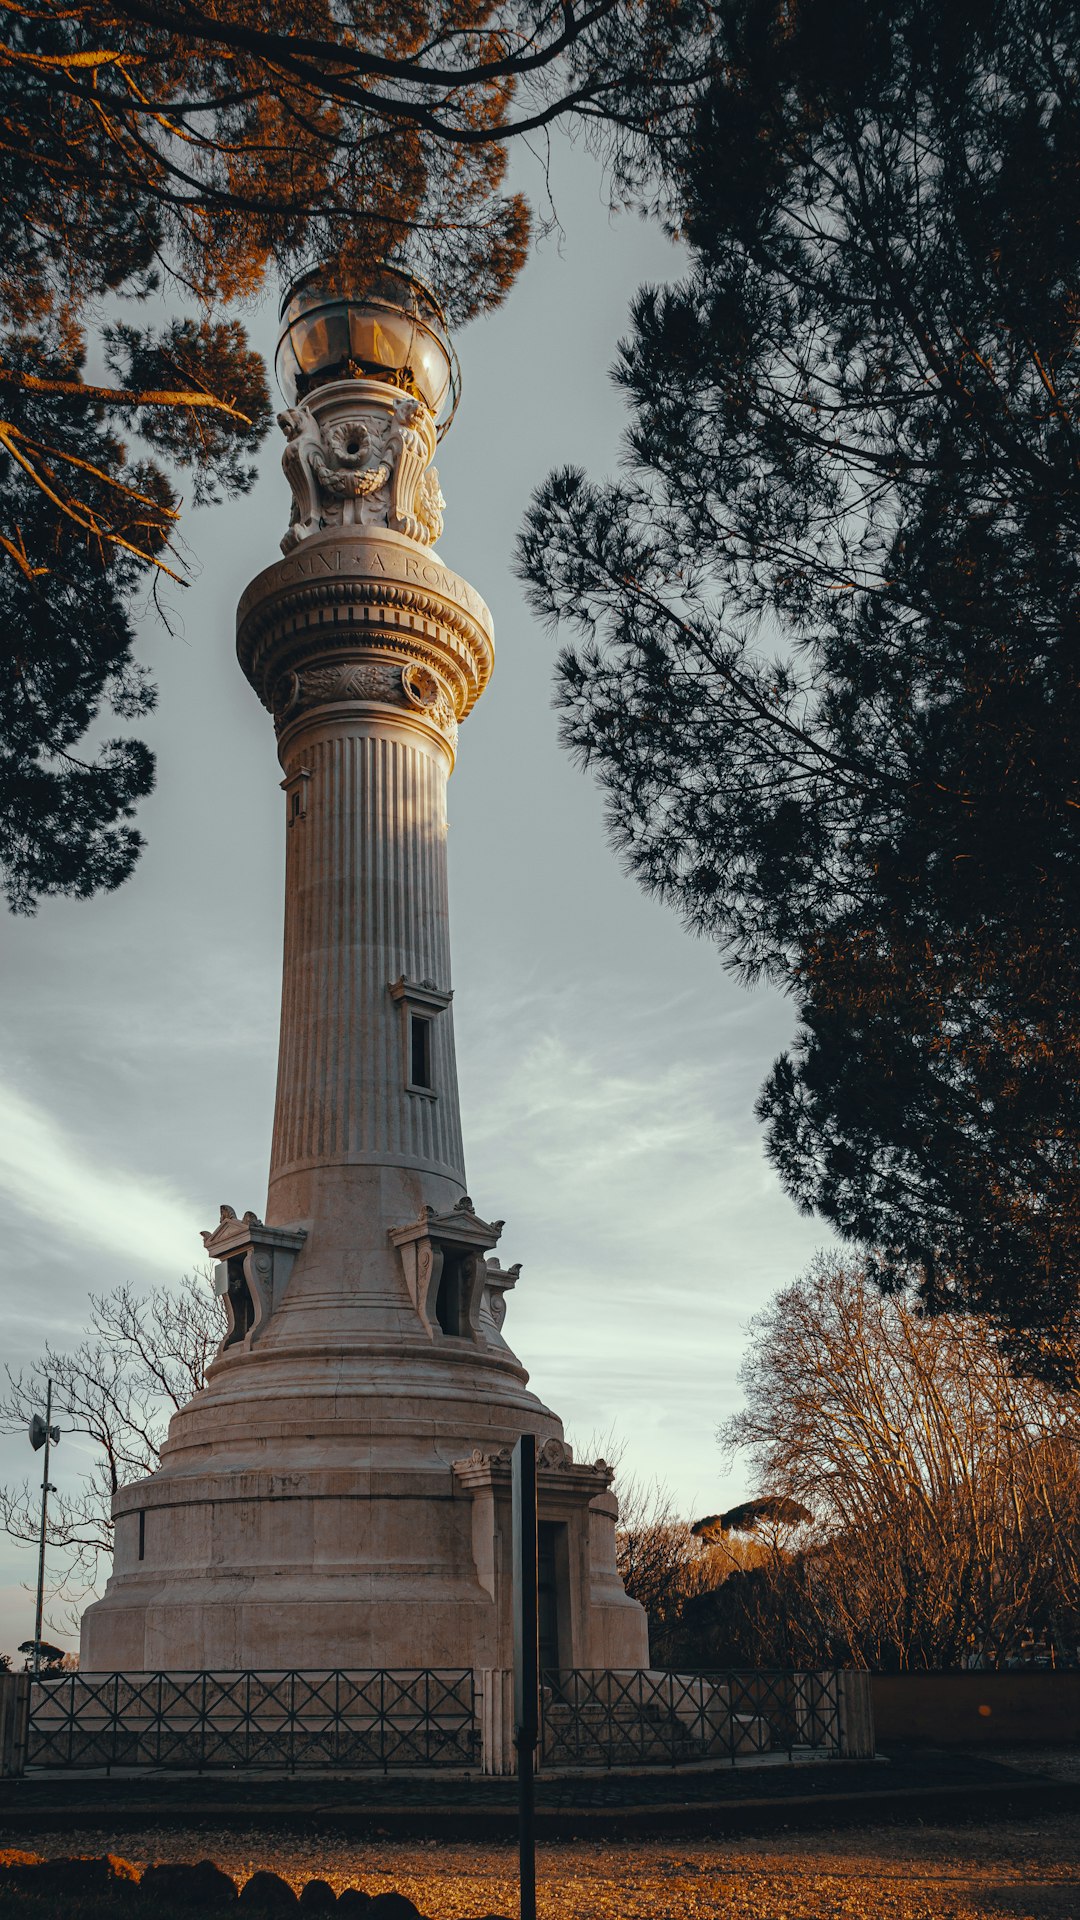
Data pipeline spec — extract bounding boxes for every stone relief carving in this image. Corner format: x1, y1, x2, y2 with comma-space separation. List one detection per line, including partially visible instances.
401, 662, 440, 709
457, 1445, 514, 1470
203, 1203, 263, 1245
415, 467, 445, 546
450, 1438, 612, 1486
401, 661, 458, 750
270, 661, 458, 756
279, 392, 445, 554
273, 662, 407, 720
480, 1256, 520, 1348
384, 395, 430, 543
278, 407, 324, 545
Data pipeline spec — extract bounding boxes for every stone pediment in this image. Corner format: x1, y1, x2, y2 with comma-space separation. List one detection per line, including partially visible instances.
390, 1194, 504, 1251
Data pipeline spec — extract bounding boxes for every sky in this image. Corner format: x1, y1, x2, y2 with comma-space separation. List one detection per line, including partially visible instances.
0, 137, 831, 1658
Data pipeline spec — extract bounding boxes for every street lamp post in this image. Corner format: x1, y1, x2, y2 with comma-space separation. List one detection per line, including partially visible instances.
28, 1380, 59, 1678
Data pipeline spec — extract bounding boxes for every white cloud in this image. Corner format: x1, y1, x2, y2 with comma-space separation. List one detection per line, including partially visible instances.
457, 991, 830, 1517
0, 1081, 197, 1272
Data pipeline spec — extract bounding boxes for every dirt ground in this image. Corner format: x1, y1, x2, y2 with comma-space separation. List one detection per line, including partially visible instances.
7, 1815, 1080, 1919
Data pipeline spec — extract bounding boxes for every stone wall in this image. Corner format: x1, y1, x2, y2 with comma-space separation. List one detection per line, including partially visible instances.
872, 1670, 1080, 1746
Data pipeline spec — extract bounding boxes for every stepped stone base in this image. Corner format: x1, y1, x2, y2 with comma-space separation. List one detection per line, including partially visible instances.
81, 1415, 648, 1673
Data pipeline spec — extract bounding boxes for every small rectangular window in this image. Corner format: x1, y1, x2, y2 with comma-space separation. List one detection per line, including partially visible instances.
282, 767, 310, 826
138, 1509, 146, 1562
410, 1014, 433, 1090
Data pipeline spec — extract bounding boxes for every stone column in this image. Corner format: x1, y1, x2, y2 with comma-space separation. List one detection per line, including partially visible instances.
232, 376, 495, 1346
78, 273, 650, 1676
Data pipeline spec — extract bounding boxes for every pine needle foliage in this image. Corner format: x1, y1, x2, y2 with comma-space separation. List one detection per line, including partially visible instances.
1, 0, 716, 909
519, 0, 1080, 1377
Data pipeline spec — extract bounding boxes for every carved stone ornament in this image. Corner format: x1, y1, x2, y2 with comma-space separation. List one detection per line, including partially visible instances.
447, 1437, 589, 1475
273, 661, 407, 722
235, 540, 494, 741
450, 1439, 614, 1492
480, 1257, 520, 1347
458, 1445, 514, 1470
389, 1196, 504, 1342
401, 662, 458, 750
201, 1205, 307, 1357
278, 389, 444, 554
402, 662, 440, 708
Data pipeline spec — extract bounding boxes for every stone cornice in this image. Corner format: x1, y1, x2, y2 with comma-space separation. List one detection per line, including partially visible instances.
451, 1437, 616, 1496
236, 529, 493, 727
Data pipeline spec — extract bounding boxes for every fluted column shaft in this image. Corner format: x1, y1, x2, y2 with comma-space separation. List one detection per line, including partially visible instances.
270, 712, 465, 1213
235, 508, 494, 1318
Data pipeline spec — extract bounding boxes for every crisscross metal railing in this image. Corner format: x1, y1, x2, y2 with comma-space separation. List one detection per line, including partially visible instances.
540, 1667, 841, 1768
26, 1668, 477, 1772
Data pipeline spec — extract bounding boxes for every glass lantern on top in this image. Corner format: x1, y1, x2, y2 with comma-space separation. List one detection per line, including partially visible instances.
276, 263, 460, 435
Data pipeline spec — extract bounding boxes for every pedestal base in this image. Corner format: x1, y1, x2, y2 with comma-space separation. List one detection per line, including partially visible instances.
80, 1456, 648, 1673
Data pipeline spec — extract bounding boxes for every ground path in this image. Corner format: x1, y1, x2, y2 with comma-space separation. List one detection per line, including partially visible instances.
6, 1816, 1080, 1918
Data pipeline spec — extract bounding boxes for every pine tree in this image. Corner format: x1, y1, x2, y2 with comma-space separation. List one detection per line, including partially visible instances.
2, 0, 709, 907
519, 0, 1080, 1376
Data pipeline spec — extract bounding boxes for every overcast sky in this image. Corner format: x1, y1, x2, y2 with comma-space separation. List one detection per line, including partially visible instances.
0, 139, 831, 1658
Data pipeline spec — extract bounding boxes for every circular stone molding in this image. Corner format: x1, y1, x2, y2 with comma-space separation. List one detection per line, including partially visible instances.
402, 663, 441, 709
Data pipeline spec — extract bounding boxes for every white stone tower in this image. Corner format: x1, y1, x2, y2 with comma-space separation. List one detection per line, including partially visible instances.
80, 267, 648, 1674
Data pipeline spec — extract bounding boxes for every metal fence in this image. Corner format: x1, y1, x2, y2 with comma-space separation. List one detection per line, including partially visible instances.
540, 1668, 842, 1768
13, 1665, 857, 1775
26, 1668, 477, 1773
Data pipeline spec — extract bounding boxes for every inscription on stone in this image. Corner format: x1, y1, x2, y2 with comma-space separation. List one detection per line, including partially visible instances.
237, 539, 492, 633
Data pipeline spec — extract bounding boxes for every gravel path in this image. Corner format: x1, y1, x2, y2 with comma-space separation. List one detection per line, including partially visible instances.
6, 1815, 1080, 1918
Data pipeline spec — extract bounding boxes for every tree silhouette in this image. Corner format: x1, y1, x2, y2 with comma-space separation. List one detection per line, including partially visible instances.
520, 0, 1080, 1374
2, 0, 714, 908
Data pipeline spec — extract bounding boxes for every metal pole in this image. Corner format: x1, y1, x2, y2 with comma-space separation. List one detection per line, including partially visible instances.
512, 1432, 538, 1920
33, 1379, 53, 1679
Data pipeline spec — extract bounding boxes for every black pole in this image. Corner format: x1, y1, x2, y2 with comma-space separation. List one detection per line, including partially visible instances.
33, 1378, 54, 1680
511, 1432, 538, 1920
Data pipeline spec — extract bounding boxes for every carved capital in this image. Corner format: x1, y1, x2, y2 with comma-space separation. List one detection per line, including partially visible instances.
236, 535, 493, 775
278, 384, 443, 556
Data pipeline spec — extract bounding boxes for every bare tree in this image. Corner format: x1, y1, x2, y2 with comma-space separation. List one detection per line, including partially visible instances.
0, 1274, 224, 1616
719, 1259, 1080, 1669
610, 1471, 745, 1664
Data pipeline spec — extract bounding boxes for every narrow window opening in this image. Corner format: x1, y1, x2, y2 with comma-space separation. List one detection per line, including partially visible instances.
138, 1509, 146, 1562
282, 768, 310, 826
434, 1250, 468, 1335
410, 1013, 433, 1089
221, 1255, 255, 1348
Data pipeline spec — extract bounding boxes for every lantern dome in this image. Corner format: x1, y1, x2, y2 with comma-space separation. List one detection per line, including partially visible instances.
276, 263, 460, 432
